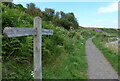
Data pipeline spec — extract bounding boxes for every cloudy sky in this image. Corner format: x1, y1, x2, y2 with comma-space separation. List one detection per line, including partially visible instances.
13, 1, 118, 28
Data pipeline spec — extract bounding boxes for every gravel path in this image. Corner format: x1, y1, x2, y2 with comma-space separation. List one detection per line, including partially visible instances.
86, 37, 118, 79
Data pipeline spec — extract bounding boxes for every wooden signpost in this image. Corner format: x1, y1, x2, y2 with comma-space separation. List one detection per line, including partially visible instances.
3, 17, 53, 80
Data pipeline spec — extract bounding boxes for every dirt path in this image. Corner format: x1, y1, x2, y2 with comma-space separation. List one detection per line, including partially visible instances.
86, 37, 118, 79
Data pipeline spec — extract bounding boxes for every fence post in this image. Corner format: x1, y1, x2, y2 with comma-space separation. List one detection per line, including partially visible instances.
34, 17, 42, 80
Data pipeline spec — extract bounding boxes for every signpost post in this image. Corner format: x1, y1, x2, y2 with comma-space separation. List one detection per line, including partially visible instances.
3, 17, 53, 80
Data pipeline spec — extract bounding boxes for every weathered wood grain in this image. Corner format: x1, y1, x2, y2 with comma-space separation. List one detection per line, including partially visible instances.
3, 27, 53, 37
3, 27, 36, 37
42, 29, 53, 35
34, 17, 42, 80
3, 17, 54, 80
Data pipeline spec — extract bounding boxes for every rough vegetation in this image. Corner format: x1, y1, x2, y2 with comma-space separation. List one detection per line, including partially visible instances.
93, 33, 119, 75
1, 2, 119, 79
1, 2, 95, 79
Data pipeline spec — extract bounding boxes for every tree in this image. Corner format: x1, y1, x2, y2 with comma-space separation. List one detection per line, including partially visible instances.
60, 11, 65, 18
45, 8, 55, 17
59, 18, 71, 29
64, 13, 79, 29
2, 2, 13, 8
42, 11, 52, 21
26, 3, 42, 17
52, 11, 79, 29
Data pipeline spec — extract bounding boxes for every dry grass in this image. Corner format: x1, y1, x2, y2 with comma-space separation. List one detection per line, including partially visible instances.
105, 42, 119, 54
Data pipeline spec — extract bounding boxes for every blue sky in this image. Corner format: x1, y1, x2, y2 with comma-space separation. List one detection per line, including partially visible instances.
13, 2, 118, 28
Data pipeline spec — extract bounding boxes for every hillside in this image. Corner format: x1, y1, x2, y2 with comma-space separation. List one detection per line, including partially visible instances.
1, 2, 97, 79
1, 2, 119, 79
99, 28, 118, 36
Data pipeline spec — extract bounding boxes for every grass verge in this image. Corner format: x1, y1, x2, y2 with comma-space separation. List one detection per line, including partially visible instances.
3, 22, 95, 79
93, 35, 119, 75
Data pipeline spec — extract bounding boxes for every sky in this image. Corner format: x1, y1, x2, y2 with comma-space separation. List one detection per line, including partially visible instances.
13, 1, 118, 29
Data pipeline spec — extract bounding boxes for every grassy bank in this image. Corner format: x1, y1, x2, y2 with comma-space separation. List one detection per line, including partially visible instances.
2, 2, 97, 79
2, 21, 95, 79
92, 34, 119, 75
39, 22, 95, 79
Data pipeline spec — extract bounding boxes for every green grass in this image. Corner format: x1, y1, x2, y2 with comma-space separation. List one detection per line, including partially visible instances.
42, 36, 88, 79
0, 57, 1, 80
42, 23, 94, 79
99, 28, 118, 36
3, 59, 33, 79
2, 2, 98, 79
3, 22, 95, 79
93, 35, 119, 75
